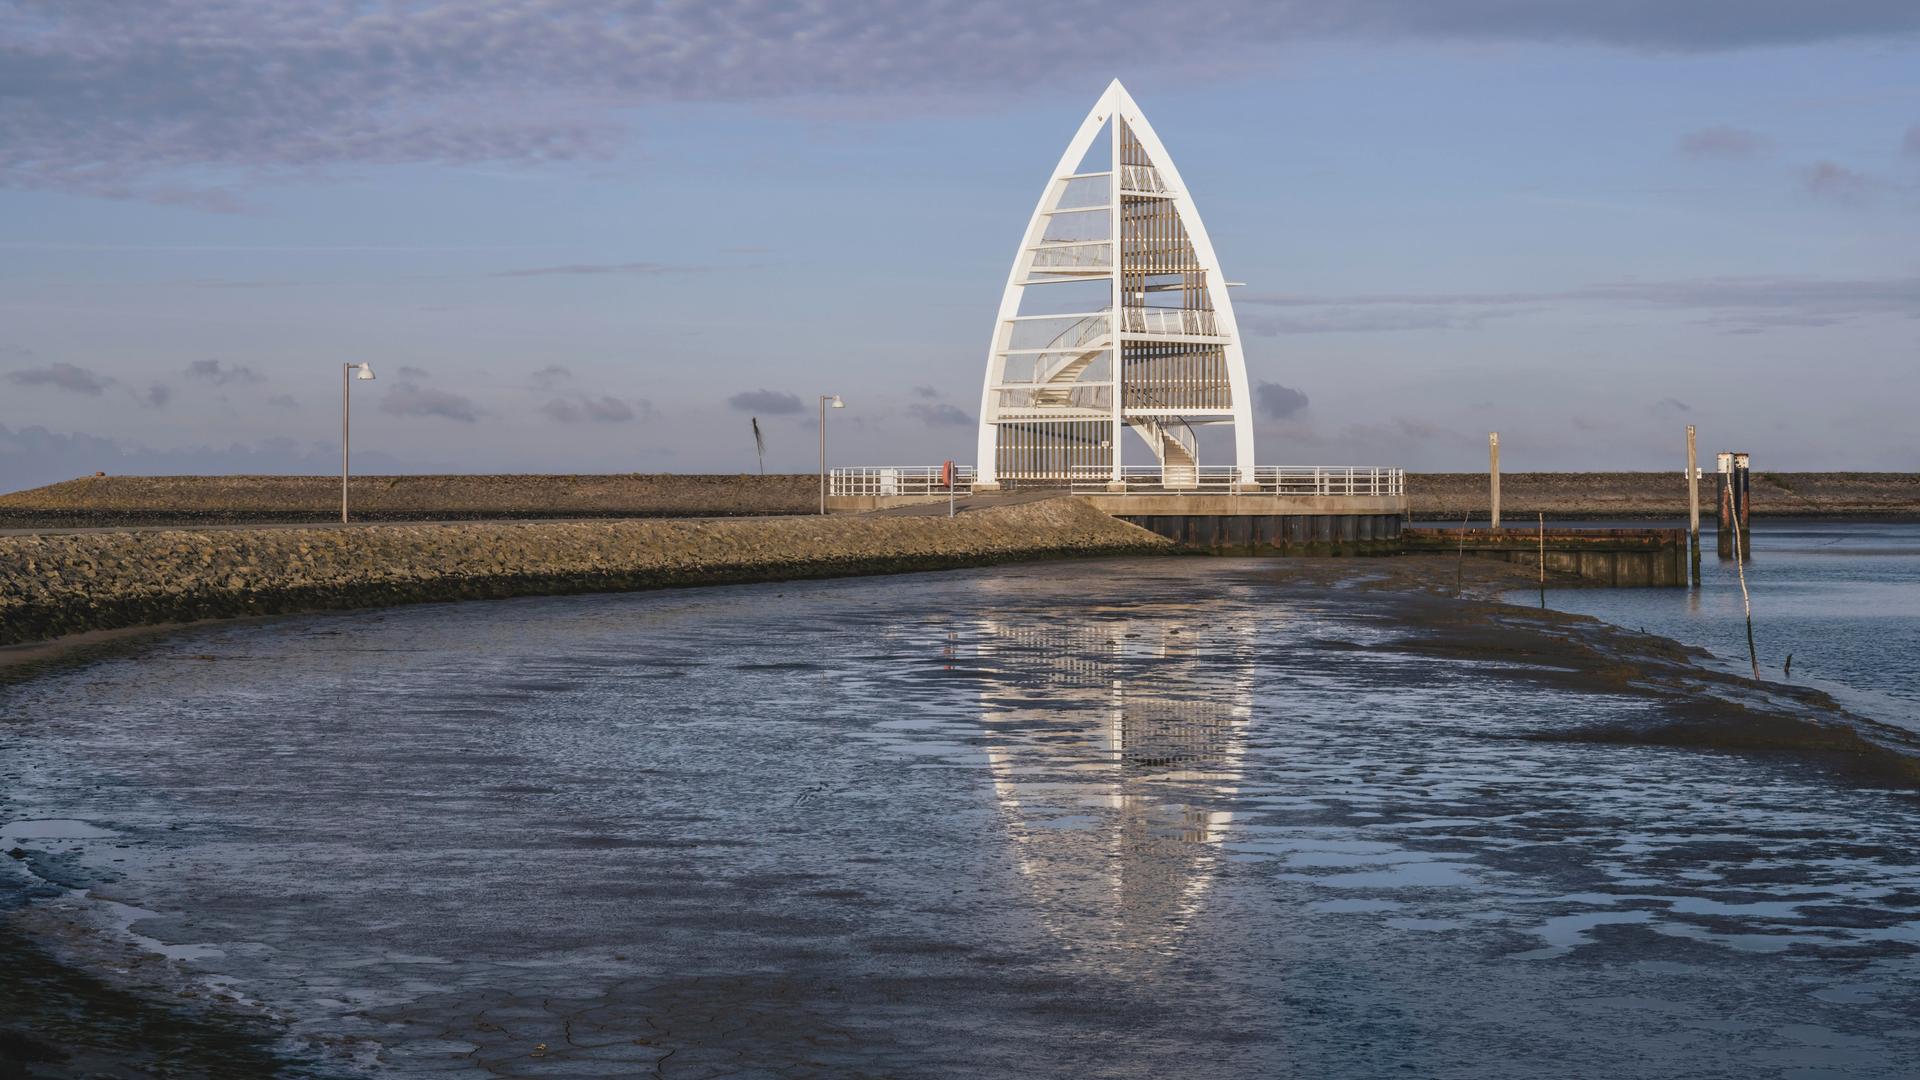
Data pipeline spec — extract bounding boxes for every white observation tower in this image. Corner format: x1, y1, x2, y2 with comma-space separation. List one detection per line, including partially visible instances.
974, 80, 1254, 491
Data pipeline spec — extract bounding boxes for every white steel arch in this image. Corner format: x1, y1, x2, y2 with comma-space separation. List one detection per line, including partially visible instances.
975, 80, 1255, 489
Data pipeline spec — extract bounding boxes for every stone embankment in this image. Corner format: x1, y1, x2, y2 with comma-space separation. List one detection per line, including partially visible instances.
0, 499, 1169, 648
0, 473, 816, 528
1408, 472, 1920, 520
8, 472, 1917, 529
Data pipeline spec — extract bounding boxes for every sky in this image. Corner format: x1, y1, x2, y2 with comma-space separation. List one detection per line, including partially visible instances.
2, 1, 1917, 491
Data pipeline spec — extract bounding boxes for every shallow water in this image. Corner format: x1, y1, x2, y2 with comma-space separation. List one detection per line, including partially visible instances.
1515, 520, 1920, 729
4, 559, 1920, 1078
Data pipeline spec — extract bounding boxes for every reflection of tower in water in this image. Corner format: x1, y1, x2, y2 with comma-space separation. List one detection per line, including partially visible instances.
975, 611, 1252, 959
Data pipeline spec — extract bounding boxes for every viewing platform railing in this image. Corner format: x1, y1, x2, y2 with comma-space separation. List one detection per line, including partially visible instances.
830, 466, 976, 498
1073, 466, 1404, 496
829, 466, 1403, 499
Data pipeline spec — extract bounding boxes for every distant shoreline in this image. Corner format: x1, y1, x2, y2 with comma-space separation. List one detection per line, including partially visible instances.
4, 472, 1915, 529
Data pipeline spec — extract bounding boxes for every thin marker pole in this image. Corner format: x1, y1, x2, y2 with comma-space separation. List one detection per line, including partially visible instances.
1537, 511, 1546, 608
1731, 509, 1759, 679
341, 363, 350, 524
1488, 432, 1501, 531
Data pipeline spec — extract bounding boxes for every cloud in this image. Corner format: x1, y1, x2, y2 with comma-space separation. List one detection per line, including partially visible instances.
396, 365, 431, 379
541, 395, 642, 423
1679, 126, 1770, 159
728, 389, 804, 415
1239, 273, 1920, 333
185, 358, 265, 384
142, 383, 173, 408
907, 402, 974, 427
379, 381, 480, 422
1655, 396, 1691, 413
530, 364, 572, 388
1255, 382, 1310, 420
912, 384, 943, 399
7, 2, 1918, 206
267, 393, 299, 409
1239, 308, 1518, 334
491, 262, 711, 278
6, 362, 113, 395
0, 344, 35, 361
1803, 160, 1876, 202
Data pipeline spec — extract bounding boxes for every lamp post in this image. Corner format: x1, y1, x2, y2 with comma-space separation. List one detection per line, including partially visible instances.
342, 362, 375, 523
819, 394, 844, 515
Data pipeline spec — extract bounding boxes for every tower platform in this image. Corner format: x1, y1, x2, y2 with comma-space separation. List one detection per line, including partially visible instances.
826, 467, 1407, 555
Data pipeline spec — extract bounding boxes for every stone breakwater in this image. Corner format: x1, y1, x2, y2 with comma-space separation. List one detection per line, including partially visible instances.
0, 499, 1170, 648
0, 473, 816, 527
8, 472, 1920, 528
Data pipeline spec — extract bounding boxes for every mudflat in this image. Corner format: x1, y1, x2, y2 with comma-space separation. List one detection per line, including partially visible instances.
4, 554, 1916, 1077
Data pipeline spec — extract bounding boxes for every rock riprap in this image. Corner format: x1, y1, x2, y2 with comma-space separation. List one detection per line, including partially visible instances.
0, 498, 1170, 646
0, 473, 816, 527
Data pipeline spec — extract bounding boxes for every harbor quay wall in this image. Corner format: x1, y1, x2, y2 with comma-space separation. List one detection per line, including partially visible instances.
1408, 471, 1920, 520
0, 499, 1171, 648
1403, 527, 1691, 588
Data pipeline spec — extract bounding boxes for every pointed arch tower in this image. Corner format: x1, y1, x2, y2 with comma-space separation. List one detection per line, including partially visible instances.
975, 80, 1255, 490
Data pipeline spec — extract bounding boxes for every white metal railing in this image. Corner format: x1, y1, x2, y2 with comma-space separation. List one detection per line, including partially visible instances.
1119, 165, 1168, 193
1071, 466, 1406, 496
1256, 466, 1404, 497
830, 466, 976, 498
1121, 307, 1217, 336
1042, 313, 1112, 352
831, 465, 1403, 499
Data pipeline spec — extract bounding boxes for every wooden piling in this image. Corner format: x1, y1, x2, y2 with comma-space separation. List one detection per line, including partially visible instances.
1489, 432, 1501, 531
1686, 425, 1700, 586
1715, 451, 1751, 560
1537, 511, 1545, 607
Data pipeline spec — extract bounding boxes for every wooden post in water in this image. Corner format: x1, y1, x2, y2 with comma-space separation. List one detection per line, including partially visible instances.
1715, 451, 1751, 559
1537, 511, 1546, 607
1454, 510, 1470, 597
1716, 452, 1734, 558
1489, 432, 1501, 531
1686, 425, 1701, 586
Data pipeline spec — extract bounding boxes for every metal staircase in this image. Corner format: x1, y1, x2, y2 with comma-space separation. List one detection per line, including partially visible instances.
1021, 313, 1202, 487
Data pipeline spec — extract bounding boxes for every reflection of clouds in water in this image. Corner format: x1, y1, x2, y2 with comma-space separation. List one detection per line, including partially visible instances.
972, 610, 1253, 961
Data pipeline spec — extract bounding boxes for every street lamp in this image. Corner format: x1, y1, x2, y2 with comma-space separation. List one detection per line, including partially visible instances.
342, 362, 375, 523
819, 394, 844, 515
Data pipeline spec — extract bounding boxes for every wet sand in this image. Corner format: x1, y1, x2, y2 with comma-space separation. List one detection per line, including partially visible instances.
4, 555, 1918, 1078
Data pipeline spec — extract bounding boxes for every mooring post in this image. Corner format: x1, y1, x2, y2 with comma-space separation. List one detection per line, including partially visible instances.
1736, 453, 1751, 538
1686, 425, 1700, 585
1489, 432, 1501, 531
1728, 449, 1743, 557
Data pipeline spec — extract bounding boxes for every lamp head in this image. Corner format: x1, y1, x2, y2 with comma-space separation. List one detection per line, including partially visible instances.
355, 363, 375, 381
829, 395, 844, 409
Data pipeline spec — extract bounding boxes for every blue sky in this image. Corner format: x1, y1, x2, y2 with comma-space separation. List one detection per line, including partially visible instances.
2, 2, 1917, 490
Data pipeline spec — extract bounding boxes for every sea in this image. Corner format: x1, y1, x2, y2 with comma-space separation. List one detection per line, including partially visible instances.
1516, 519, 1920, 732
